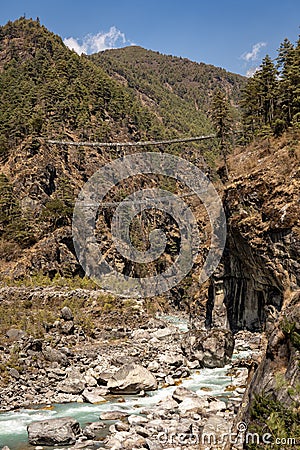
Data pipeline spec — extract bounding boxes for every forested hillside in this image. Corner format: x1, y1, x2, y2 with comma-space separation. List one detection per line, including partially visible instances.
0, 18, 167, 162
92, 45, 245, 136
0, 17, 246, 278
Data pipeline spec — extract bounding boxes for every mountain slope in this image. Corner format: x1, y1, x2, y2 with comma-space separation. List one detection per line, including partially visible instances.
0, 18, 225, 281
91, 45, 246, 136
0, 18, 248, 292
0, 18, 168, 162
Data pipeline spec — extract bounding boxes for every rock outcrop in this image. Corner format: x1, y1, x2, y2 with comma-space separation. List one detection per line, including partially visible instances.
246, 290, 300, 408
207, 135, 299, 332
217, 135, 300, 448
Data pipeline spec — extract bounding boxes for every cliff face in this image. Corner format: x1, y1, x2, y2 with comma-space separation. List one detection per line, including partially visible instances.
238, 290, 300, 447
207, 134, 300, 333
208, 133, 300, 444
248, 290, 300, 403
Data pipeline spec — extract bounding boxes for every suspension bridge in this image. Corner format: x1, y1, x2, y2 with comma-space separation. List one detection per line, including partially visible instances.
47, 134, 216, 148
47, 134, 216, 207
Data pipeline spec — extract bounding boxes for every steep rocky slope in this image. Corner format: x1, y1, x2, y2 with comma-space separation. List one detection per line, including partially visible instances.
0, 17, 241, 285
207, 133, 300, 331
214, 133, 300, 448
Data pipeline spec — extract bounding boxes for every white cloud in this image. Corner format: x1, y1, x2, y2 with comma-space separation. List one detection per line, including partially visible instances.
63, 37, 87, 55
242, 42, 267, 62
246, 66, 260, 78
63, 26, 131, 55
87, 26, 126, 53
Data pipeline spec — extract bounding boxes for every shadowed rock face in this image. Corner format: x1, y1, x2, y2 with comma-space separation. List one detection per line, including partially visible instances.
207, 137, 300, 446
247, 291, 300, 401
206, 136, 300, 333
222, 232, 284, 332
27, 417, 81, 445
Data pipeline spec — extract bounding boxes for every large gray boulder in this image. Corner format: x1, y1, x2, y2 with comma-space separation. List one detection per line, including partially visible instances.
6, 328, 26, 341
82, 387, 107, 404
27, 417, 81, 445
172, 386, 199, 402
57, 371, 85, 394
42, 346, 69, 366
107, 363, 157, 394
181, 328, 234, 368
151, 327, 177, 340
159, 351, 186, 367
100, 410, 129, 420
178, 396, 209, 415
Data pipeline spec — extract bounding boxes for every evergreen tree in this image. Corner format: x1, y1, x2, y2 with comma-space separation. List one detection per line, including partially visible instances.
241, 34, 300, 139
277, 38, 295, 76
211, 90, 233, 178
289, 37, 300, 126
0, 174, 34, 246
240, 76, 262, 139
277, 39, 295, 126
42, 177, 74, 229
256, 55, 278, 127
241, 56, 279, 138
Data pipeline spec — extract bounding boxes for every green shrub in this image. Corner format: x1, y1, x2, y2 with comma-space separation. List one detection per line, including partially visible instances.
246, 393, 300, 449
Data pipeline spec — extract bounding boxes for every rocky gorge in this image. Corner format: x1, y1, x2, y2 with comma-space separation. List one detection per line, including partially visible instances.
0, 134, 299, 449
0, 133, 299, 449
0, 303, 265, 449
0, 17, 299, 450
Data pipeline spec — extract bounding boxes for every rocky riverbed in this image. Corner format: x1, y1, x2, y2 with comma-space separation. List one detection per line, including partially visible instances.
0, 307, 266, 450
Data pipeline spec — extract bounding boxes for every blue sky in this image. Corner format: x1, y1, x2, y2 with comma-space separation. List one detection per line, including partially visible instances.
0, 0, 299, 75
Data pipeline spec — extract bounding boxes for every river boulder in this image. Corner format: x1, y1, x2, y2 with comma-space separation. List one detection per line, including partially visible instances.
100, 410, 129, 420
107, 363, 157, 394
82, 387, 107, 404
57, 370, 85, 394
27, 417, 81, 445
172, 386, 199, 402
181, 328, 234, 368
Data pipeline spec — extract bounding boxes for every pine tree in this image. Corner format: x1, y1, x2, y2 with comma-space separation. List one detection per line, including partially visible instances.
0, 174, 18, 233
240, 76, 262, 139
241, 55, 279, 138
42, 177, 74, 229
276, 39, 295, 126
277, 38, 295, 76
289, 37, 300, 126
0, 174, 34, 246
256, 55, 278, 127
211, 90, 233, 178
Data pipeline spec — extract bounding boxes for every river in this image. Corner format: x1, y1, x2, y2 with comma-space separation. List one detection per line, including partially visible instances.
0, 314, 249, 449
